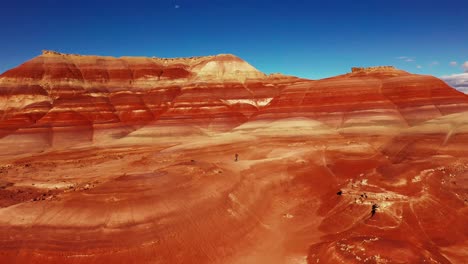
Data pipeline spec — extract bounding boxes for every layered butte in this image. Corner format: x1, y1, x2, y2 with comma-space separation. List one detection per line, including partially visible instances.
254, 66, 468, 134
0, 51, 301, 152
0, 52, 467, 264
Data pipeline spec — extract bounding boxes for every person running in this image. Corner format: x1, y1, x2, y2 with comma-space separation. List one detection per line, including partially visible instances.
234, 153, 239, 162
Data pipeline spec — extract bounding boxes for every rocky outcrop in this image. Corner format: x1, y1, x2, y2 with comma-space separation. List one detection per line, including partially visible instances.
351, 66, 397, 73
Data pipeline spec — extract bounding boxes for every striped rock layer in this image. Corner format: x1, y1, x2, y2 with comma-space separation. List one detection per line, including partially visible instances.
1, 52, 467, 152
1, 53, 468, 264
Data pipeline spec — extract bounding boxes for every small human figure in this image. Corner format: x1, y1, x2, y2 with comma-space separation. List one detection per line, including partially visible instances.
371, 204, 379, 217
235, 153, 239, 162
336, 190, 343, 196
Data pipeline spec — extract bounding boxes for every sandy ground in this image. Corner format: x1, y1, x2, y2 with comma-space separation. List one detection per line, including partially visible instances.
0, 121, 467, 263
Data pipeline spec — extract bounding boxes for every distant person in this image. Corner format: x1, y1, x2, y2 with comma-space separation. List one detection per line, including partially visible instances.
235, 153, 239, 162
371, 204, 379, 217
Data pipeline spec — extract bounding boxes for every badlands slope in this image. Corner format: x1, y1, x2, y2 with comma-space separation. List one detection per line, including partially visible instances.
0, 51, 467, 263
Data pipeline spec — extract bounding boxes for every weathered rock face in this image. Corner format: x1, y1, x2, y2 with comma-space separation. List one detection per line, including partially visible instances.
0, 52, 468, 264
0, 51, 300, 152
2, 53, 468, 153
253, 67, 468, 135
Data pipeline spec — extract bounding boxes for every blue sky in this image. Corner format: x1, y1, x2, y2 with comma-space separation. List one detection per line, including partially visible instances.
1, 0, 467, 79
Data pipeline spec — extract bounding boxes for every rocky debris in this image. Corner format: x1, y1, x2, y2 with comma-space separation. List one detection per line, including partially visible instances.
41, 50, 63, 55
0, 186, 60, 207
350, 66, 396, 73
282, 213, 294, 219
0, 165, 12, 175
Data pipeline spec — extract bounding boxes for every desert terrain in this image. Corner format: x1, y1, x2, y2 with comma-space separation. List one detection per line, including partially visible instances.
0, 51, 467, 263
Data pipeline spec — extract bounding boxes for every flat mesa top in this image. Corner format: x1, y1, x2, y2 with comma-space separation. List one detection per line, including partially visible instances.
40, 50, 242, 64
351, 66, 397, 73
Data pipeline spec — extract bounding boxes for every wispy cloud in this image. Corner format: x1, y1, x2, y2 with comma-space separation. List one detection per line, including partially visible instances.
416, 65, 422, 69
429, 61, 439, 67
396, 56, 415, 62
463, 61, 468, 72
441, 73, 468, 93
450, 61, 457, 66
